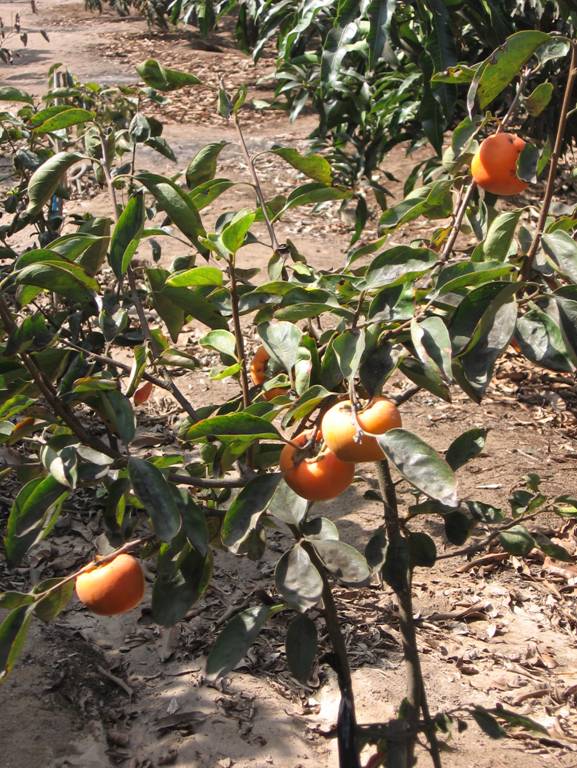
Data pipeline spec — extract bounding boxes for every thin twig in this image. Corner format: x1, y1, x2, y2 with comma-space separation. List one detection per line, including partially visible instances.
169, 473, 246, 489
228, 260, 251, 410
522, 41, 577, 280
232, 112, 280, 252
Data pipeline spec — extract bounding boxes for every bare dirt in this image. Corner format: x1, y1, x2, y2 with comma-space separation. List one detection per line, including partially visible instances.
1, 2, 577, 768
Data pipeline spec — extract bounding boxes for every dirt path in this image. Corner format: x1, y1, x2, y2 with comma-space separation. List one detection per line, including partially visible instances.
1, 3, 577, 768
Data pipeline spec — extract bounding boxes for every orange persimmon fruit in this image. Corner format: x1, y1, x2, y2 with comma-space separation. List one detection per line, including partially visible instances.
321, 397, 402, 463
75, 554, 145, 616
471, 132, 528, 196
279, 430, 355, 501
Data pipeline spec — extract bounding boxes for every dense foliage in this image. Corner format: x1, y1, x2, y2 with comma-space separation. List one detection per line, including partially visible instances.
2, 20, 577, 768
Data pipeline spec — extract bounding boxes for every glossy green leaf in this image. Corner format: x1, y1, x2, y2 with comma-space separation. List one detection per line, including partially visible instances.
271, 148, 332, 185
275, 544, 323, 611
366, 246, 437, 289
0, 86, 33, 104
470, 31, 550, 110
33, 578, 74, 622
258, 321, 302, 372
5, 475, 68, 565
408, 532, 437, 568
136, 58, 201, 91
128, 457, 181, 541
266, 479, 308, 526
378, 430, 458, 507
542, 231, 577, 284
185, 141, 228, 188
0, 605, 34, 682
25, 152, 83, 217
515, 307, 573, 372
33, 108, 94, 134
313, 540, 370, 585
445, 428, 488, 471
185, 413, 280, 442
137, 173, 206, 249
525, 81, 553, 117
499, 525, 535, 556
108, 192, 145, 279
152, 543, 212, 625
222, 473, 281, 550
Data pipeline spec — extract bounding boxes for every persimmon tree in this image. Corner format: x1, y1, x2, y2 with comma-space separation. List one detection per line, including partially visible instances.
1, 30, 577, 768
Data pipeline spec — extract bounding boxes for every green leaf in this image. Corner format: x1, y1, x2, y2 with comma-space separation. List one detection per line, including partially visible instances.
185, 413, 280, 442
166, 266, 223, 288
136, 58, 201, 91
444, 509, 474, 545
499, 525, 535, 556
221, 209, 256, 254
33, 578, 74, 622
26, 152, 83, 216
365, 246, 437, 289
359, 343, 398, 398
275, 544, 323, 611
286, 613, 317, 683
33, 108, 94, 134
532, 533, 572, 562
482, 211, 520, 261
128, 458, 181, 541
5, 475, 68, 565
378, 429, 458, 507
445, 428, 488, 471
411, 316, 452, 383
266, 480, 308, 526
313, 540, 370, 585
333, 329, 365, 379
271, 148, 332, 185
367, 0, 396, 69
206, 605, 271, 680
515, 307, 573, 372
152, 543, 212, 626
542, 231, 577, 284
108, 192, 145, 279
470, 31, 550, 111
556, 296, 577, 367
517, 142, 539, 184
185, 142, 228, 188
408, 532, 436, 568
472, 708, 505, 739
525, 81, 553, 117
137, 173, 206, 249
258, 321, 302, 372
275, 182, 350, 219
455, 285, 518, 401
0, 605, 34, 682
222, 473, 281, 551
199, 329, 237, 359
0, 86, 33, 104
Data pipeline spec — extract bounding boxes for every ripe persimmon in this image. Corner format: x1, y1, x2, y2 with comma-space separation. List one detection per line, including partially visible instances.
75, 554, 145, 616
321, 397, 401, 462
280, 430, 355, 501
249, 345, 269, 386
134, 380, 154, 405
471, 132, 528, 196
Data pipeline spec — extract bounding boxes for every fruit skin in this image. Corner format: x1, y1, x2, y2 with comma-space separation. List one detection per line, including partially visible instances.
134, 380, 154, 405
75, 554, 145, 616
471, 132, 528, 196
250, 345, 269, 386
321, 397, 402, 462
280, 431, 355, 501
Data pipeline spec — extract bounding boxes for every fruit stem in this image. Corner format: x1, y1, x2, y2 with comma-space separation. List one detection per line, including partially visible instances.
302, 542, 362, 768
375, 460, 442, 768
521, 39, 577, 281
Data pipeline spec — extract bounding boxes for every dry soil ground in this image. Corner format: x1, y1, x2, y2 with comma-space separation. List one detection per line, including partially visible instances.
1, 2, 577, 768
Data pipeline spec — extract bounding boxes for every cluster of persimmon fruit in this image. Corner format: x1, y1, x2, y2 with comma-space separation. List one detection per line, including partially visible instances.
74, 130, 527, 617
251, 345, 402, 502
